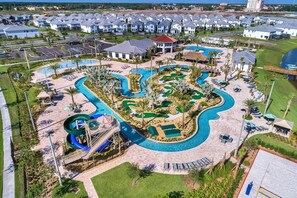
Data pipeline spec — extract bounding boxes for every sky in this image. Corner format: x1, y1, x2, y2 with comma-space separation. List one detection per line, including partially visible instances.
0, 0, 296, 5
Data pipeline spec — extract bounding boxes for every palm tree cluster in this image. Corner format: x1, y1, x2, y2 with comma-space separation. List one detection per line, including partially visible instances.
201, 83, 215, 101
175, 79, 190, 94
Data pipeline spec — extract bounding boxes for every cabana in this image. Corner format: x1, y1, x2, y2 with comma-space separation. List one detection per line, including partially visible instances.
273, 118, 294, 136
36, 91, 53, 105
182, 52, 208, 63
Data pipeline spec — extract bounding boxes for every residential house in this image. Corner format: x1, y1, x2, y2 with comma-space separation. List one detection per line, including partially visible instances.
170, 21, 182, 34
157, 20, 171, 34
81, 22, 99, 33
243, 25, 284, 40
144, 21, 157, 33
130, 21, 144, 32
232, 50, 256, 73
184, 21, 196, 35
0, 25, 40, 38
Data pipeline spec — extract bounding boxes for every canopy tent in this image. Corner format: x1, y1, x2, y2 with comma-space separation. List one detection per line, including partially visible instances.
264, 113, 276, 120
273, 118, 294, 131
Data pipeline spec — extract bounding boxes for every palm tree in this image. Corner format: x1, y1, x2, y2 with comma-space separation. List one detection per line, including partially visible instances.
220, 66, 231, 81
208, 51, 214, 65
219, 153, 226, 170
107, 79, 121, 104
73, 56, 81, 70
175, 79, 189, 94
133, 53, 140, 74
244, 99, 256, 115
201, 83, 215, 101
65, 87, 78, 105
283, 94, 295, 119
176, 99, 190, 129
156, 60, 163, 72
136, 98, 149, 128
234, 148, 246, 174
49, 64, 60, 78
147, 91, 160, 109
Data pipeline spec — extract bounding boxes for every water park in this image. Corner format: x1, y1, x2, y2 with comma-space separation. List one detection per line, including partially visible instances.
21, 37, 296, 198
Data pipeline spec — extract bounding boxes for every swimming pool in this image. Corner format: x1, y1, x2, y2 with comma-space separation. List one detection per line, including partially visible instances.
39, 59, 99, 75
75, 65, 235, 152
186, 46, 222, 57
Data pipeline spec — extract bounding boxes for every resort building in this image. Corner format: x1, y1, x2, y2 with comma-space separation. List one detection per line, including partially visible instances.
243, 25, 284, 40
0, 25, 39, 38
232, 50, 256, 73
104, 39, 155, 60
246, 0, 264, 12
153, 35, 177, 54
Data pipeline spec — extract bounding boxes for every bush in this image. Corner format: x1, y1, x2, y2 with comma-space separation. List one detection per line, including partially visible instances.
26, 182, 44, 198
53, 179, 78, 197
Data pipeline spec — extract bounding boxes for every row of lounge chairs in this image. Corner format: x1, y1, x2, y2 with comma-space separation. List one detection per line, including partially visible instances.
107, 69, 123, 73
164, 157, 211, 171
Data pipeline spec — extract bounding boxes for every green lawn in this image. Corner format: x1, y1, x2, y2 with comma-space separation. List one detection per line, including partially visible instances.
52, 180, 88, 198
248, 133, 297, 154
91, 162, 188, 198
254, 40, 297, 131
0, 113, 3, 197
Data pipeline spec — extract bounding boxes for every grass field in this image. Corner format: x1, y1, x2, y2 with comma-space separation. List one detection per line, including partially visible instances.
0, 113, 3, 197
52, 180, 88, 198
91, 162, 188, 198
254, 39, 297, 131
248, 134, 297, 154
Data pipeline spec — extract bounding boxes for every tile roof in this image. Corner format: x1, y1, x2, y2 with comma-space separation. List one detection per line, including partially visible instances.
153, 34, 177, 43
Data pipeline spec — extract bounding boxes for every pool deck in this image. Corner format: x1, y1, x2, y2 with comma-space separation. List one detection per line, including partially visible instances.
31, 46, 272, 198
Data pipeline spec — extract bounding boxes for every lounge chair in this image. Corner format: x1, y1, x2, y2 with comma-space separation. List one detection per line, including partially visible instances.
177, 163, 183, 171
164, 163, 170, 170
203, 157, 211, 164
201, 158, 210, 166
192, 161, 200, 168
196, 160, 204, 167
188, 162, 195, 169
183, 163, 189, 170
172, 163, 177, 171
199, 159, 207, 166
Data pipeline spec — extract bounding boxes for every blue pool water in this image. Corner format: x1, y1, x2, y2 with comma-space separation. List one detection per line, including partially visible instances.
197, 71, 209, 85
39, 59, 99, 74
186, 46, 222, 57
75, 65, 235, 152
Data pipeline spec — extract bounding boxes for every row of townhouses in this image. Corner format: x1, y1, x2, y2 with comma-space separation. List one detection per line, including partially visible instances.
32, 13, 248, 35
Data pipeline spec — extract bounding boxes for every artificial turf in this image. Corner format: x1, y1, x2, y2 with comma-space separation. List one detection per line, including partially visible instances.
91, 162, 188, 198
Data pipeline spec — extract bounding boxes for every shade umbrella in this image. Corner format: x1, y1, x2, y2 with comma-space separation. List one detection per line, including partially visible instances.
264, 113, 276, 120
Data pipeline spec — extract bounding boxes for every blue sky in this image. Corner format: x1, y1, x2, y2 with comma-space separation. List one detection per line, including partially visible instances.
0, 0, 296, 4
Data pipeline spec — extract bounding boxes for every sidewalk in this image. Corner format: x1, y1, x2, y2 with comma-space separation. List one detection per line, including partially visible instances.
0, 88, 15, 198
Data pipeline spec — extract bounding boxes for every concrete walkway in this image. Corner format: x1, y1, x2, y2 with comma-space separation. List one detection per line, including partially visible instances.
0, 88, 15, 198
74, 155, 128, 198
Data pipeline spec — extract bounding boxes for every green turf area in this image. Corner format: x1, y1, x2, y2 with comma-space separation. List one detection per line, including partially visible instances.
156, 100, 173, 108
160, 73, 186, 82
122, 100, 136, 110
247, 133, 297, 154
176, 103, 193, 113
148, 126, 158, 136
164, 129, 181, 138
136, 113, 169, 119
162, 88, 173, 97
0, 113, 3, 196
52, 180, 88, 198
253, 39, 297, 131
91, 162, 188, 198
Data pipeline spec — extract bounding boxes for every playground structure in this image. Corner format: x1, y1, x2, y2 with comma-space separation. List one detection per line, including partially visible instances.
62, 113, 121, 165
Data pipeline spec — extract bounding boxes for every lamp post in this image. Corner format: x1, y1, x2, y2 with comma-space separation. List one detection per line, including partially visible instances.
234, 111, 246, 157
264, 81, 275, 114
48, 131, 63, 186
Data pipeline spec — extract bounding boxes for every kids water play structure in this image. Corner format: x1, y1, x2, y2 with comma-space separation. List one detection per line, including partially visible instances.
71, 65, 235, 152
62, 113, 120, 165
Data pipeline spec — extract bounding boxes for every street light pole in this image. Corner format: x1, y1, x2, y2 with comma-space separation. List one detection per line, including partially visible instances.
24, 91, 36, 131
48, 132, 63, 186
94, 39, 98, 59
234, 112, 246, 157
264, 81, 275, 114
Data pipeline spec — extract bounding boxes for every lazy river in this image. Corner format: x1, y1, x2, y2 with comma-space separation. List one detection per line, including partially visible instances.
75, 65, 235, 152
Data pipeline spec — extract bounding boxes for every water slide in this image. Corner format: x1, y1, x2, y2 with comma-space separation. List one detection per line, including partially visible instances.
64, 113, 118, 161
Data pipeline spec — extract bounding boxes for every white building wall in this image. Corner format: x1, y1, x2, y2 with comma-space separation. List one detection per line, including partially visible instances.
243, 29, 272, 40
